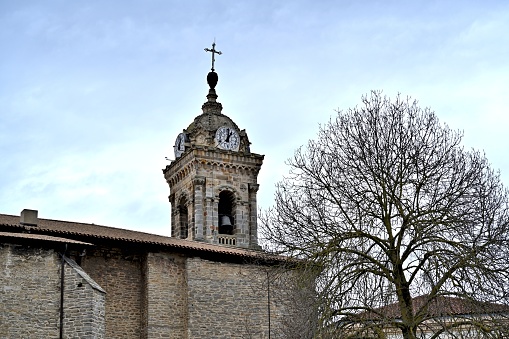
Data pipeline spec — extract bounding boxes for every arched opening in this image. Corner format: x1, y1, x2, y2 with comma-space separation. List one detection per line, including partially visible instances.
178, 197, 189, 239
218, 190, 235, 235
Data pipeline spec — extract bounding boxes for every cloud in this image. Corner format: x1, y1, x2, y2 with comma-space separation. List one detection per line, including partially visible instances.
1, 0, 509, 235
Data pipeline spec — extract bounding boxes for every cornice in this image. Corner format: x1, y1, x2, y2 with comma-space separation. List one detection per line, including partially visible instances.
163, 148, 264, 188
163, 146, 263, 175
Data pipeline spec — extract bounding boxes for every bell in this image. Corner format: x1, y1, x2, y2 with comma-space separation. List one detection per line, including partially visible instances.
219, 215, 234, 235
220, 215, 232, 226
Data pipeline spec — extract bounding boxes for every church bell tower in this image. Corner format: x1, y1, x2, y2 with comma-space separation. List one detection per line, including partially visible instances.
163, 43, 264, 249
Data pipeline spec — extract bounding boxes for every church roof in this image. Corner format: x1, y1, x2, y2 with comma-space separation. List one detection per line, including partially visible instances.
352, 295, 509, 320
0, 231, 92, 246
0, 213, 277, 263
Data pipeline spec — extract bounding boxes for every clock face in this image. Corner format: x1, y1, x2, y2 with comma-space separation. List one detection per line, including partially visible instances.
215, 126, 240, 151
174, 133, 186, 158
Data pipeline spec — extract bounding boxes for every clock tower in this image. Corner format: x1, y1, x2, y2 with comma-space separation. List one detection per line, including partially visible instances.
163, 44, 264, 249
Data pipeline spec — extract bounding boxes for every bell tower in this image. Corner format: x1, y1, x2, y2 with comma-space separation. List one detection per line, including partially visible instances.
163, 43, 264, 249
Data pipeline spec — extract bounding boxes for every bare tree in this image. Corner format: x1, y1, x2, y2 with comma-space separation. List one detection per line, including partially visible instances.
269, 264, 319, 339
239, 259, 319, 339
261, 91, 509, 339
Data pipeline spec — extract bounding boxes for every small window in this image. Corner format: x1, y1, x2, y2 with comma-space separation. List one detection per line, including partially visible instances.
218, 190, 235, 235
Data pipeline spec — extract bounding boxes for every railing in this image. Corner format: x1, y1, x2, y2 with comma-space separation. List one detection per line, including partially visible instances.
217, 235, 236, 246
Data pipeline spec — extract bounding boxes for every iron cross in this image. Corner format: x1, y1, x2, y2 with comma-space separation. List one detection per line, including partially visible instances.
204, 42, 222, 71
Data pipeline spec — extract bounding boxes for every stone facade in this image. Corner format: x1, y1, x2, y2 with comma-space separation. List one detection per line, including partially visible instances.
0, 244, 61, 338
186, 257, 274, 338
79, 246, 292, 339
0, 231, 303, 339
164, 70, 264, 249
144, 252, 188, 338
0, 65, 314, 338
80, 247, 143, 338
63, 256, 106, 338
0, 241, 105, 339
164, 148, 263, 249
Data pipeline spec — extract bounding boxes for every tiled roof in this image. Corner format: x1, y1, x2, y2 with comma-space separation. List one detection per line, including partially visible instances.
355, 295, 509, 320
0, 213, 274, 261
0, 231, 93, 246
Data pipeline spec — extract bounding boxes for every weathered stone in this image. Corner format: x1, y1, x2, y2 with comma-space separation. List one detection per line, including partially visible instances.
0, 243, 105, 338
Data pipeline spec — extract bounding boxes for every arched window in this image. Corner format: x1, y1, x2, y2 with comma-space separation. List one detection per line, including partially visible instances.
218, 190, 235, 235
178, 197, 189, 239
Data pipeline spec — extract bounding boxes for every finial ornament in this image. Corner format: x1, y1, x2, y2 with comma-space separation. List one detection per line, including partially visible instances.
204, 41, 222, 71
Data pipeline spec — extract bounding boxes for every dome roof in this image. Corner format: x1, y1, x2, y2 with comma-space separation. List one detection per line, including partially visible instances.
186, 111, 240, 135
179, 71, 250, 153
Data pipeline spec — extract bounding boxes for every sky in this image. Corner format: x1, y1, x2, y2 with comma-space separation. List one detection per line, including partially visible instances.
1, 1, 509, 236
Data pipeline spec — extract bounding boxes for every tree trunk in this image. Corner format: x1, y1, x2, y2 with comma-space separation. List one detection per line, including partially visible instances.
401, 326, 417, 339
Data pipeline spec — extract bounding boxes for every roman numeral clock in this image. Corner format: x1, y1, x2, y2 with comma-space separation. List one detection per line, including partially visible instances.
163, 43, 264, 249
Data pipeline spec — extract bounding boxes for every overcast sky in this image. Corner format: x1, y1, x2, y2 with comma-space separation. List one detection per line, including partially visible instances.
1, 1, 508, 236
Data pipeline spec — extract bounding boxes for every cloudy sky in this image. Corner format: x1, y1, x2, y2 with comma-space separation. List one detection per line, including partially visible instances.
1, 1, 508, 236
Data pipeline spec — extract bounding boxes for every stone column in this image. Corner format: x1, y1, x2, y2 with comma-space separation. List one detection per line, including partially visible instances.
193, 177, 206, 241
211, 196, 219, 244
248, 184, 260, 248
205, 197, 215, 241
185, 199, 193, 240
235, 201, 248, 247
168, 193, 178, 238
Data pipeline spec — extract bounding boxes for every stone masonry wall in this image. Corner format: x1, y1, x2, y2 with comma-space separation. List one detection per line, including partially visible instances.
63, 256, 106, 339
0, 244, 61, 338
144, 252, 188, 338
0, 243, 106, 339
186, 257, 282, 339
81, 247, 143, 339
1, 240, 310, 339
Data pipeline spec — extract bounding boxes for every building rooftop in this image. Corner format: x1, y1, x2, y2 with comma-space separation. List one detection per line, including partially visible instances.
352, 295, 509, 320
0, 212, 277, 263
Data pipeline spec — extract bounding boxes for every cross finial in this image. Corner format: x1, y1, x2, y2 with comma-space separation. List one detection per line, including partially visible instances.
204, 41, 222, 71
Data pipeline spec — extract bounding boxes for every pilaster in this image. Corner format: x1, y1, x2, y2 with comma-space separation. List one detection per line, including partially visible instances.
193, 177, 206, 241
205, 197, 215, 241
248, 184, 260, 249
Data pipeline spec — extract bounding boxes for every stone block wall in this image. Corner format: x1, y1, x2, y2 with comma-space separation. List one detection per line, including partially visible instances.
186, 257, 288, 339
141, 253, 304, 339
63, 256, 106, 339
0, 241, 310, 339
0, 243, 106, 338
81, 247, 143, 339
0, 244, 61, 338
144, 252, 188, 338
